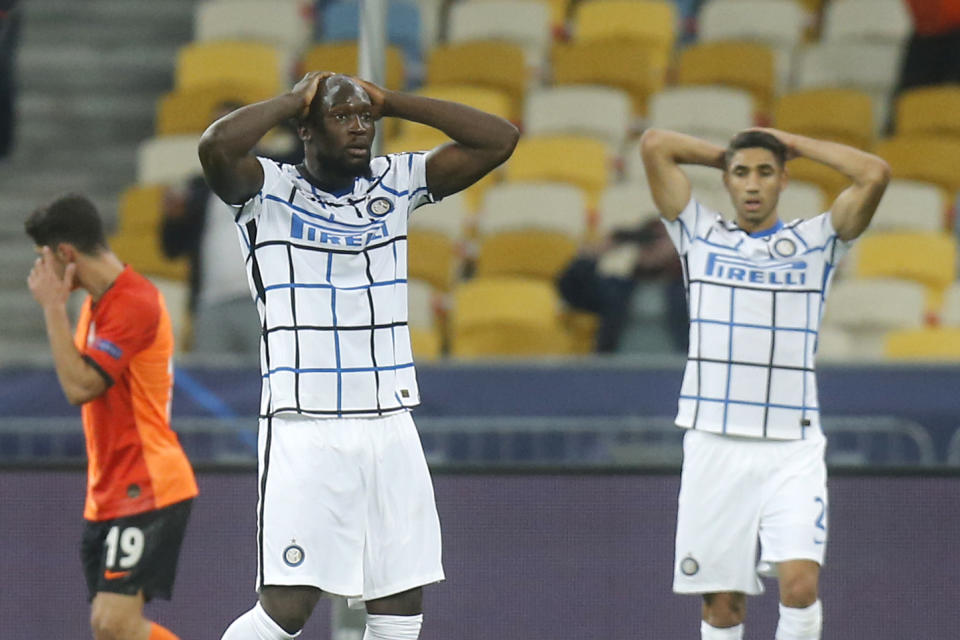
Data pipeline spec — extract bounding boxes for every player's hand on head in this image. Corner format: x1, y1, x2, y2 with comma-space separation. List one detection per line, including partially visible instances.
352, 77, 387, 120
27, 247, 75, 308
746, 127, 800, 161
291, 71, 334, 120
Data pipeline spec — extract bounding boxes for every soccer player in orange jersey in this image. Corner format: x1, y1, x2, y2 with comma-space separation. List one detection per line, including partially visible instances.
26, 194, 198, 640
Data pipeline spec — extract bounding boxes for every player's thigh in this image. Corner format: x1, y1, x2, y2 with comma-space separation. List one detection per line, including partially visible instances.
674, 431, 765, 595
759, 437, 827, 567
89, 591, 149, 639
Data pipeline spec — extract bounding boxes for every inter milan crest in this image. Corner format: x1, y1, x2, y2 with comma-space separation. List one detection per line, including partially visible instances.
680, 555, 700, 576
283, 543, 305, 567
773, 237, 797, 258
367, 197, 394, 217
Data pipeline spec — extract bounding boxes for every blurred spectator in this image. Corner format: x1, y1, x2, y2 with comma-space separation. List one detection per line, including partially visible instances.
558, 218, 688, 354
897, 0, 960, 92
161, 102, 300, 356
0, 0, 20, 159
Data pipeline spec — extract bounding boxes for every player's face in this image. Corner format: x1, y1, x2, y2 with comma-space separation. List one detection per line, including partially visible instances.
723, 148, 787, 227
303, 78, 375, 177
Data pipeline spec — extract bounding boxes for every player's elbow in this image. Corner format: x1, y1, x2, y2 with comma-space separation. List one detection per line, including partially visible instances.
866, 158, 892, 187
639, 128, 667, 158
495, 122, 520, 164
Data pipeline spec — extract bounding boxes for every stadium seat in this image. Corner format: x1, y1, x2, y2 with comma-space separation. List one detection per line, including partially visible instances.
320, 0, 423, 73
383, 128, 447, 155
785, 157, 850, 202
175, 41, 286, 94
676, 41, 776, 116
943, 283, 960, 326
854, 232, 957, 307
572, 0, 676, 76
425, 42, 527, 119
774, 89, 875, 150
408, 191, 469, 239
895, 85, 960, 139
156, 82, 275, 135
504, 136, 610, 207
777, 181, 826, 222
874, 136, 960, 196
474, 182, 586, 280
821, 0, 912, 45
447, 1, 552, 71
884, 328, 960, 361
110, 232, 189, 282
137, 135, 202, 185
407, 230, 459, 292
115, 184, 166, 235
523, 86, 633, 149
449, 277, 571, 357
867, 180, 946, 234
388, 84, 513, 151
300, 42, 405, 91
194, 0, 310, 51
597, 183, 661, 237
697, 0, 806, 90
551, 39, 663, 115
647, 86, 754, 141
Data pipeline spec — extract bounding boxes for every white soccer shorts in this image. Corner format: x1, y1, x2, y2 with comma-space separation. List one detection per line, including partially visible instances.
256, 411, 444, 601
673, 429, 828, 595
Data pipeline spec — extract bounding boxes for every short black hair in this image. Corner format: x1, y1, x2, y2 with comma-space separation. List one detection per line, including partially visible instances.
24, 194, 107, 255
724, 131, 787, 169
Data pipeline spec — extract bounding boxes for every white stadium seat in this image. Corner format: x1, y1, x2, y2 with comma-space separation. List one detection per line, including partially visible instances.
408, 191, 469, 239
647, 86, 754, 141
867, 180, 945, 234
524, 86, 633, 149
137, 135, 202, 185
777, 181, 826, 222
597, 182, 661, 236
478, 182, 587, 237
822, 0, 912, 45
447, 0, 552, 70
194, 0, 311, 51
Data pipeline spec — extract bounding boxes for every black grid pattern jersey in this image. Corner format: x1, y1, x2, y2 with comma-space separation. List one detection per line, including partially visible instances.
232, 153, 435, 418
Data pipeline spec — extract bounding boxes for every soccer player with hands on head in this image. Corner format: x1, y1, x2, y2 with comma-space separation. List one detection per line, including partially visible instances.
199, 71, 518, 640
640, 125, 890, 640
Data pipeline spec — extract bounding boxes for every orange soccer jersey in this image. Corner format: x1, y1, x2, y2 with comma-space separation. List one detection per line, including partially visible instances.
74, 266, 197, 521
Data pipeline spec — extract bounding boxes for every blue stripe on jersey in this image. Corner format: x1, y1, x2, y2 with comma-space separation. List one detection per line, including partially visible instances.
802, 293, 811, 424
380, 183, 409, 197
263, 279, 407, 293
691, 318, 818, 335
787, 225, 809, 250
680, 394, 820, 412
327, 253, 342, 412
722, 288, 735, 433
263, 362, 416, 376
264, 194, 378, 230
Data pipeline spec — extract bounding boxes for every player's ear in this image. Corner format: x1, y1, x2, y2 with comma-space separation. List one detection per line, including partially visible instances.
55, 242, 76, 263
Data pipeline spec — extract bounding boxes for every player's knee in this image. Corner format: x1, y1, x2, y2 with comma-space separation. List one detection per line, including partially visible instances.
259, 585, 321, 634
366, 587, 423, 616
703, 592, 747, 627
89, 605, 141, 640
780, 573, 818, 608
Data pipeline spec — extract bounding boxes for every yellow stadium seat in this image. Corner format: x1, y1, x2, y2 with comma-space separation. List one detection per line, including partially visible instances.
505, 136, 610, 207
475, 230, 579, 280
110, 232, 189, 282
175, 41, 285, 93
156, 82, 276, 135
885, 328, 960, 361
410, 326, 443, 361
300, 42, 406, 91
426, 42, 527, 119
389, 84, 514, 145
895, 85, 960, 138
874, 136, 960, 195
572, 0, 676, 74
786, 157, 851, 202
116, 184, 166, 235
677, 41, 776, 117
552, 39, 663, 114
562, 310, 600, 354
407, 230, 459, 291
774, 89, 875, 150
450, 277, 572, 357
854, 232, 957, 309
383, 128, 448, 154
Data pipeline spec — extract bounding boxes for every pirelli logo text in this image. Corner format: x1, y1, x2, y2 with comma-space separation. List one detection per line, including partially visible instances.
705, 253, 808, 286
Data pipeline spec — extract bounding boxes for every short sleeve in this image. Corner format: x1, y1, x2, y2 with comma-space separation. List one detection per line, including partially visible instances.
403, 151, 437, 215
82, 297, 159, 386
661, 197, 718, 256
233, 157, 289, 225
794, 211, 855, 266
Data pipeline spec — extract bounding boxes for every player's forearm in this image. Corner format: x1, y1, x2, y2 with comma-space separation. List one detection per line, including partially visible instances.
42, 304, 102, 405
199, 94, 302, 164
789, 134, 890, 187
383, 91, 519, 158
641, 129, 726, 170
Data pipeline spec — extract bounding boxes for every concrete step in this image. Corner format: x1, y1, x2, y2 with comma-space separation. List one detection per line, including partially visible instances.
24, 0, 198, 29
17, 44, 177, 93
0, 289, 51, 340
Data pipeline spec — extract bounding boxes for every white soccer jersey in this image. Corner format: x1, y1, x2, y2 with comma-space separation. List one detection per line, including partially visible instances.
663, 198, 853, 440
233, 153, 435, 418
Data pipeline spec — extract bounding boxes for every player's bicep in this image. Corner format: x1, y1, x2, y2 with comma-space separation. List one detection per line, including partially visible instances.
828, 178, 888, 242
198, 140, 265, 205
424, 141, 503, 200
641, 142, 693, 221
